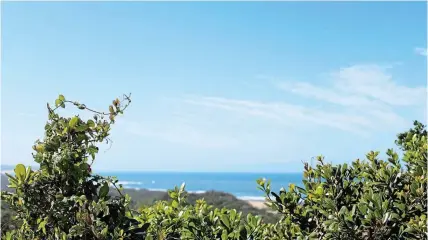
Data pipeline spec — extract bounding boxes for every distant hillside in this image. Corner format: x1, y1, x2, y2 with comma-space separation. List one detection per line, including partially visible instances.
1, 174, 278, 223
118, 188, 279, 223
1, 174, 11, 191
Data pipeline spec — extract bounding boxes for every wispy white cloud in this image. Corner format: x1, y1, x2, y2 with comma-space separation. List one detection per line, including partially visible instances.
276, 64, 424, 130
122, 120, 240, 149
183, 96, 372, 136
331, 65, 425, 106
183, 64, 423, 137
279, 65, 425, 107
122, 64, 424, 150
414, 47, 427, 56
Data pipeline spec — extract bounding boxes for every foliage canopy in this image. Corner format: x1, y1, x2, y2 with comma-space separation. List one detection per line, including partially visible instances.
1, 95, 427, 239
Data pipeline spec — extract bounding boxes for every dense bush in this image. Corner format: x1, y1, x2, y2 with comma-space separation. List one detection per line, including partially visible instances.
1, 95, 427, 239
258, 120, 427, 239
117, 188, 279, 224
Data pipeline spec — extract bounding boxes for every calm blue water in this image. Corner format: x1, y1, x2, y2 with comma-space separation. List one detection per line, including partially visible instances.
98, 172, 303, 200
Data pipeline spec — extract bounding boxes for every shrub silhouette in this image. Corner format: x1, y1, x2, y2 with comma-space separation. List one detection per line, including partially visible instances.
1, 95, 426, 239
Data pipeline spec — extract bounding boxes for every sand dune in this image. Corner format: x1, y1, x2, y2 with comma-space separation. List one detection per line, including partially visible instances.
247, 200, 268, 209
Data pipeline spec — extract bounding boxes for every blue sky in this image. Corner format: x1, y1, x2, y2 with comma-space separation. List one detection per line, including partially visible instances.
1, 2, 427, 172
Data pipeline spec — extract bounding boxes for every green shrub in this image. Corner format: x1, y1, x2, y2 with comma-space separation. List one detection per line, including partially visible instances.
258, 120, 427, 239
1, 95, 426, 239
1, 94, 148, 239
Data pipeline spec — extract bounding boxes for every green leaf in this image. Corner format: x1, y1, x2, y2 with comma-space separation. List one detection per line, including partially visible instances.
315, 185, 324, 195
75, 125, 88, 132
14, 164, 26, 181
99, 183, 109, 198
55, 99, 61, 107
88, 145, 99, 160
221, 230, 228, 240
256, 178, 265, 187
59, 94, 65, 101
87, 119, 95, 128
308, 232, 318, 239
5, 172, 17, 182
69, 117, 79, 129
220, 215, 230, 229
339, 206, 348, 215
402, 227, 416, 234
80, 163, 90, 172
410, 182, 418, 195
230, 209, 236, 220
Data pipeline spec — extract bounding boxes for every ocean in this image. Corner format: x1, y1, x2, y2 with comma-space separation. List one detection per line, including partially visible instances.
98, 172, 303, 201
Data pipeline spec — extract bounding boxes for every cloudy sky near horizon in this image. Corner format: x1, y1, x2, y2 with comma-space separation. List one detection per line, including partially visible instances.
1, 2, 427, 172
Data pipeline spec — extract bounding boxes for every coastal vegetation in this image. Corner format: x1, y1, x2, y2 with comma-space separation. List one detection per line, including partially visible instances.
1, 94, 426, 239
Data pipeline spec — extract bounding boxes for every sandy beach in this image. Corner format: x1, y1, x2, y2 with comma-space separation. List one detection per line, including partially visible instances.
247, 200, 268, 209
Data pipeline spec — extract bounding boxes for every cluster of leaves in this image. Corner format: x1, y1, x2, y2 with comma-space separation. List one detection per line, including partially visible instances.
1, 94, 150, 239
258, 120, 427, 239
1, 95, 427, 240
113, 188, 278, 224
132, 184, 273, 240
